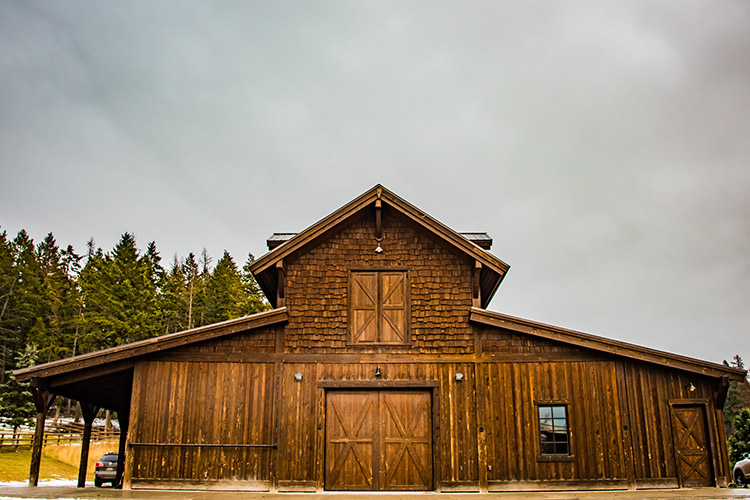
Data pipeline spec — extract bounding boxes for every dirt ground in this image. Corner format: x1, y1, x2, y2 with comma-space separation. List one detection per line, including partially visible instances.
1, 486, 750, 500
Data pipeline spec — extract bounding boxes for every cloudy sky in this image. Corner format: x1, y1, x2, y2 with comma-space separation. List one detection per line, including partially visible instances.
1, 1, 748, 365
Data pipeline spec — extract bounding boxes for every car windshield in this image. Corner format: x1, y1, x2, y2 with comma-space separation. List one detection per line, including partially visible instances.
102, 454, 118, 461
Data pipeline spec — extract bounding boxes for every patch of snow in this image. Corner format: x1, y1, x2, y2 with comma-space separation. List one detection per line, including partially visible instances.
0, 478, 84, 487
0, 478, 83, 487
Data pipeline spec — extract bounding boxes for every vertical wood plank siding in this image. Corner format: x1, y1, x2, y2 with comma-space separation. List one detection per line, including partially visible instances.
621, 361, 722, 488
128, 348, 724, 491
480, 361, 627, 488
128, 361, 276, 489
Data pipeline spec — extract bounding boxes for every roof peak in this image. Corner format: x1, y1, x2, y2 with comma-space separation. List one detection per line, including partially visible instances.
249, 184, 509, 308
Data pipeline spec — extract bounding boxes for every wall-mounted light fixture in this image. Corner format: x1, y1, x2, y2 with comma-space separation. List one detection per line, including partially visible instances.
455, 373, 464, 382
688, 382, 696, 392
294, 373, 303, 381
375, 367, 382, 377
375, 244, 383, 254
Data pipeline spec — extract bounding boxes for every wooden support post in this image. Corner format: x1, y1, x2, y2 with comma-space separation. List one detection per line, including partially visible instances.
475, 363, 489, 493
472, 261, 482, 308
77, 402, 100, 488
276, 260, 286, 307
375, 199, 383, 241
715, 377, 732, 486
123, 364, 142, 491
28, 380, 56, 487
114, 410, 129, 488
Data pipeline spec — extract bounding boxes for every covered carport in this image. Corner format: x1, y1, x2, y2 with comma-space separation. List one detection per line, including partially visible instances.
15, 357, 134, 488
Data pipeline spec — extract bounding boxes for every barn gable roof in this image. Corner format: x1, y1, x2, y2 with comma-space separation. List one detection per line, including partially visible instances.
470, 307, 745, 381
14, 307, 288, 382
249, 184, 510, 308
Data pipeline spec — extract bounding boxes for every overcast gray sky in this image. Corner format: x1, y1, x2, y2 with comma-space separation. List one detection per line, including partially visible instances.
1, 1, 748, 365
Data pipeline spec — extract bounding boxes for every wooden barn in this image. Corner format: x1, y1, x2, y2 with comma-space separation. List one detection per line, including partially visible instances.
16, 184, 746, 492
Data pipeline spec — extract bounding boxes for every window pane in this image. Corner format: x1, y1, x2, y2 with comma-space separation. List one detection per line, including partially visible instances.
552, 406, 566, 419
552, 431, 567, 443
539, 406, 552, 419
538, 404, 570, 456
555, 442, 569, 455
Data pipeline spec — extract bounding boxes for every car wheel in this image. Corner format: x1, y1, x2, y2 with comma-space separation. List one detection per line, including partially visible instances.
736, 469, 746, 487
94, 477, 103, 488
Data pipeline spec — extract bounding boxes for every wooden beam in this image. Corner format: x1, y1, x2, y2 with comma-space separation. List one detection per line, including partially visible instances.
77, 402, 100, 488
473, 261, 482, 308
115, 410, 129, 488
317, 380, 439, 388
276, 260, 285, 306
49, 361, 134, 388
716, 376, 730, 408
28, 385, 56, 487
375, 199, 383, 241
122, 363, 142, 491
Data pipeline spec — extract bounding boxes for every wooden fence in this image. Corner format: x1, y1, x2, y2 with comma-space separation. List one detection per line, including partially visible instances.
0, 427, 120, 450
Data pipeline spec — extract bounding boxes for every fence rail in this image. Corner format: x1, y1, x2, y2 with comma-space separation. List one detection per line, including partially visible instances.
0, 428, 120, 449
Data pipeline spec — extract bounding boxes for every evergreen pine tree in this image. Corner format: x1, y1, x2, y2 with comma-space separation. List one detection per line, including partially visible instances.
729, 408, 750, 464
162, 256, 188, 333
724, 355, 750, 436
60, 245, 83, 357
0, 344, 38, 433
204, 251, 245, 324
242, 253, 270, 314
143, 241, 165, 291
182, 253, 200, 329
32, 233, 80, 363
80, 233, 161, 351
191, 249, 213, 328
4, 231, 44, 370
0, 229, 16, 383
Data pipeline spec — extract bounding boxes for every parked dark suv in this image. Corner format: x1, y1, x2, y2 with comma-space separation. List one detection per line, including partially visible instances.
94, 452, 118, 487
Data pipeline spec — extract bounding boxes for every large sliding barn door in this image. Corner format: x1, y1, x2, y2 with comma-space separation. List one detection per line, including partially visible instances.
325, 390, 433, 491
670, 405, 714, 487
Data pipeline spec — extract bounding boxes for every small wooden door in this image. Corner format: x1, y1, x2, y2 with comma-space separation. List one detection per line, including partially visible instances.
325, 390, 433, 491
670, 405, 714, 487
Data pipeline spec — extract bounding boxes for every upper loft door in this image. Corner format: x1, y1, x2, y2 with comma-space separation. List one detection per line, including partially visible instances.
325, 390, 433, 491
670, 404, 714, 487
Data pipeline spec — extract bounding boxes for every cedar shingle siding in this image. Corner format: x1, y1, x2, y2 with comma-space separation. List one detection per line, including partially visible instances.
283, 209, 474, 353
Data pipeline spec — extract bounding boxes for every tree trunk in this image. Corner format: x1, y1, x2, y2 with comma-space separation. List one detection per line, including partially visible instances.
52, 404, 60, 427
74, 401, 82, 423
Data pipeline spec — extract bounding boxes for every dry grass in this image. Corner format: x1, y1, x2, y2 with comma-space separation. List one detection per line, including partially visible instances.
0, 448, 79, 482
43, 440, 119, 480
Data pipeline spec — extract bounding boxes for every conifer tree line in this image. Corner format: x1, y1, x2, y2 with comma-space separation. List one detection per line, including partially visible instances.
724, 355, 750, 465
0, 227, 269, 382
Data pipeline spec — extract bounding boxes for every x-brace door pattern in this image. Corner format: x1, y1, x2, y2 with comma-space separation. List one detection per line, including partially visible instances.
670, 405, 713, 487
325, 390, 432, 491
